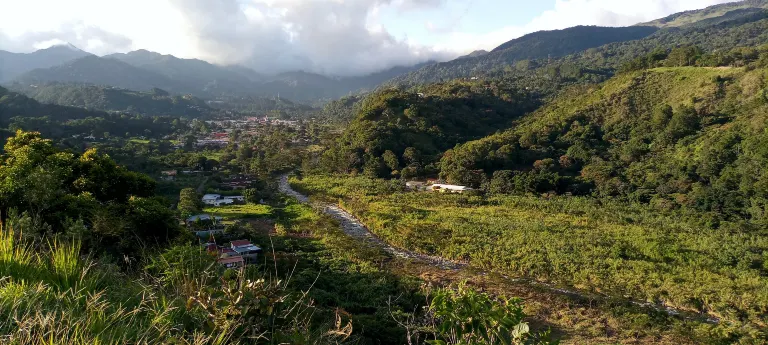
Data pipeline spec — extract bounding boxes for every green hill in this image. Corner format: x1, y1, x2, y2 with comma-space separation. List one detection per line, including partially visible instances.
642, 0, 768, 27
440, 60, 768, 221
0, 85, 103, 125
389, 26, 657, 86
318, 79, 541, 177
389, 1, 768, 87
0, 86, 181, 141
9, 83, 213, 116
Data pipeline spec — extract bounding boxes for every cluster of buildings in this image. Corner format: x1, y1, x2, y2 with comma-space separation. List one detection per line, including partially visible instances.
405, 181, 474, 193
221, 175, 256, 190
204, 116, 300, 131
185, 214, 225, 237
202, 194, 246, 206
205, 239, 263, 269
184, 214, 262, 269
196, 132, 230, 147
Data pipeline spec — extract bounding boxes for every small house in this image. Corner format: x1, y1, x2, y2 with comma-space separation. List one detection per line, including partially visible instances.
213, 198, 234, 207
202, 194, 222, 205
204, 243, 218, 254
219, 247, 238, 258
430, 184, 473, 194
160, 170, 177, 181
218, 256, 244, 269
231, 240, 262, 263
224, 196, 245, 202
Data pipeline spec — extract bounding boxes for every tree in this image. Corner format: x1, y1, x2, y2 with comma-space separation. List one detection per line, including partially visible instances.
665, 46, 703, 67
363, 155, 387, 178
403, 147, 422, 166
382, 150, 400, 176
0, 131, 181, 261
652, 104, 673, 129
178, 188, 201, 217
489, 170, 516, 194
243, 188, 259, 204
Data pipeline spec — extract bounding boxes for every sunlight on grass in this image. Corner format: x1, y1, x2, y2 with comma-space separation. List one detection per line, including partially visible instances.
203, 204, 274, 219
291, 174, 768, 331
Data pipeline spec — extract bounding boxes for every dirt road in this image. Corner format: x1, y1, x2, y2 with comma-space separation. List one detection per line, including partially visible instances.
278, 174, 462, 269
277, 174, 718, 324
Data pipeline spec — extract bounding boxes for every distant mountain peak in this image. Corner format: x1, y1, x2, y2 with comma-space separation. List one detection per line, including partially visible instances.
456, 50, 489, 60
46, 42, 83, 52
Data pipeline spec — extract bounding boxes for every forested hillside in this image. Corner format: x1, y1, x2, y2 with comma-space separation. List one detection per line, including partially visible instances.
9, 83, 213, 116
642, 0, 768, 27
389, 1, 768, 87
13, 55, 184, 94
318, 79, 540, 177
0, 86, 185, 142
0, 85, 103, 125
440, 53, 768, 224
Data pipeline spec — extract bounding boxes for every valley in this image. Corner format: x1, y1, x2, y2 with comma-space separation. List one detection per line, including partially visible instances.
2, 1, 768, 344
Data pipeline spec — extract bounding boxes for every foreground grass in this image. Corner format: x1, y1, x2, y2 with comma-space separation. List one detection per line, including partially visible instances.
291, 174, 768, 343
0, 225, 350, 345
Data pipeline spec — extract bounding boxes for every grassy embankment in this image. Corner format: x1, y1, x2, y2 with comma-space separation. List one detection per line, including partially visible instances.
290, 174, 768, 343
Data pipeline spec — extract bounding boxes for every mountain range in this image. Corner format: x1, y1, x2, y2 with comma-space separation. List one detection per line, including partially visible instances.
3, 0, 768, 106
389, 0, 768, 87
0, 45, 431, 103
0, 44, 90, 82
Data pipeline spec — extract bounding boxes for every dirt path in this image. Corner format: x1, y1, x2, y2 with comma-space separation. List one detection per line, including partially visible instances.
277, 174, 719, 325
278, 174, 462, 269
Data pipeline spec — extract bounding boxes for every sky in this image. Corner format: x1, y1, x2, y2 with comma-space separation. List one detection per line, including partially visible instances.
0, 0, 741, 76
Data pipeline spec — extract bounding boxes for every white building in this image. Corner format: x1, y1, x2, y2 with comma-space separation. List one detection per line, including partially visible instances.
230, 240, 262, 263
430, 184, 474, 193
213, 198, 234, 206
224, 196, 245, 202
202, 194, 222, 205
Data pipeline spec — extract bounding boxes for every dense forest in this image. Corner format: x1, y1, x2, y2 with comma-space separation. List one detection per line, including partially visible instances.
317, 79, 541, 178
8, 83, 214, 117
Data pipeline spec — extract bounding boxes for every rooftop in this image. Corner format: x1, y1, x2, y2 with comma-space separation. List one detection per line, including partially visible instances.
431, 184, 473, 191
202, 194, 222, 200
218, 256, 244, 265
231, 240, 252, 247
186, 214, 224, 222
234, 245, 262, 253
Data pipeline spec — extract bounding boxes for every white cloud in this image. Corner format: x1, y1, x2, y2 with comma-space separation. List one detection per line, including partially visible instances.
0, 0, 743, 75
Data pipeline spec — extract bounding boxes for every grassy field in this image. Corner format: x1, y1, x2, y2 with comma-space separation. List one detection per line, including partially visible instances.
290, 174, 768, 342
128, 138, 150, 144
203, 204, 274, 219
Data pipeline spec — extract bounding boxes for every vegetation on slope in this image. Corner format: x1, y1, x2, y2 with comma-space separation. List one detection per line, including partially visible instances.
9, 83, 213, 116
0, 131, 180, 261
389, 2, 768, 87
440, 62, 768, 224
389, 26, 657, 87
0, 86, 104, 126
642, 0, 768, 28
291, 174, 768, 343
317, 79, 540, 178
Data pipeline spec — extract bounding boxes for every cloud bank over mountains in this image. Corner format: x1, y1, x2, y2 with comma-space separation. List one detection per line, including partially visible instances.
0, 0, 737, 76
